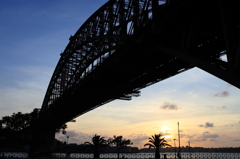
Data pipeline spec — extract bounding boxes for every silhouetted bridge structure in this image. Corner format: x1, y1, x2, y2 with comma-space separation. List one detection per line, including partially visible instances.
37, 0, 240, 137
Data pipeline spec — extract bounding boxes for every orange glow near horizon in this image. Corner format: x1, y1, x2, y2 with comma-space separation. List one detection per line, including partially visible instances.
164, 135, 172, 139
160, 126, 171, 132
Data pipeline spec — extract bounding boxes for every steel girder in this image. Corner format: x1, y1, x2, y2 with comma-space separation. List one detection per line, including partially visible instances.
154, 0, 240, 88
39, 0, 240, 128
41, 0, 154, 112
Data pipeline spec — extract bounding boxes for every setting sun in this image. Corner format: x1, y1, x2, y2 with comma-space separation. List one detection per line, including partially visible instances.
163, 135, 172, 139
160, 126, 171, 132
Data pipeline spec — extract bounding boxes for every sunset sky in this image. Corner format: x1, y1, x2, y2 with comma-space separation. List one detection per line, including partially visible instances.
0, 1, 239, 149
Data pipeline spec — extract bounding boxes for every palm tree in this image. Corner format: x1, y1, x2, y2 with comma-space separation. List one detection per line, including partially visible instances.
110, 135, 133, 159
144, 133, 171, 159
84, 134, 107, 158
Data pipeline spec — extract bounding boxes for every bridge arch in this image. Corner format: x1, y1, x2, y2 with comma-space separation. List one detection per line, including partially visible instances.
40, 0, 240, 129
41, 0, 156, 112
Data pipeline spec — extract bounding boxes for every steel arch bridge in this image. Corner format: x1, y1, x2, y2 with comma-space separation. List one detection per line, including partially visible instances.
38, 0, 240, 132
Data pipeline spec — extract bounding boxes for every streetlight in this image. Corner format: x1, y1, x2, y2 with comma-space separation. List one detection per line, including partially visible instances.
67, 136, 69, 145
188, 141, 191, 159
174, 139, 176, 159
178, 122, 181, 159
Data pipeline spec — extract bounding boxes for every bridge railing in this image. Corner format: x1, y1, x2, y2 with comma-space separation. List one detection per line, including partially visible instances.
1, 152, 239, 159
52, 152, 240, 159
0, 152, 28, 158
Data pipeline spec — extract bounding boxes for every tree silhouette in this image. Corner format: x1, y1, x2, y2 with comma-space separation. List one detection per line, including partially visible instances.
0, 111, 33, 151
110, 135, 133, 159
1, 112, 30, 131
144, 133, 171, 159
0, 108, 68, 157
84, 134, 107, 158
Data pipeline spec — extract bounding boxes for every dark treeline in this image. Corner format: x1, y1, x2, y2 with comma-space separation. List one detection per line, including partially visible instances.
0, 109, 67, 158
52, 140, 138, 154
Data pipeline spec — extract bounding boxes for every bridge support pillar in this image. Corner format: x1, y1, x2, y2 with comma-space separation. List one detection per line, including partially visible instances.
29, 127, 56, 159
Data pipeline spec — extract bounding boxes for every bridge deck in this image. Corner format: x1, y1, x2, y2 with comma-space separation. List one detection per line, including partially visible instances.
38, 0, 240, 130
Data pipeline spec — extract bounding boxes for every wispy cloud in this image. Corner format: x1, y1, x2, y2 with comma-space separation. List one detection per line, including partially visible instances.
224, 121, 240, 127
211, 91, 229, 97
224, 124, 234, 127
201, 132, 219, 138
129, 134, 149, 147
55, 130, 104, 144
162, 132, 171, 136
0, 65, 53, 116
180, 134, 196, 138
219, 106, 227, 109
207, 106, 214, 108
233, 139, 240, 141
160, 101, 179, 110
207, 106, 227, 109
190, 132, 220, 143
198, 122, 214, 128
210, 139, 218, 142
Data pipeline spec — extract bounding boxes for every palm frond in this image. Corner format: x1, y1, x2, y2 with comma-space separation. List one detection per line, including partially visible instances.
144, 133, 171, 149
144, 143, 155, 148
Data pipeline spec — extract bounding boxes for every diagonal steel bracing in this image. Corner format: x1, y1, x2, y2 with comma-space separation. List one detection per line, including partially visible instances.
39, 0, 240, 131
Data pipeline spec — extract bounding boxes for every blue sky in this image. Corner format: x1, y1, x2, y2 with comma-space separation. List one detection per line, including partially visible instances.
0, 1, 239, 148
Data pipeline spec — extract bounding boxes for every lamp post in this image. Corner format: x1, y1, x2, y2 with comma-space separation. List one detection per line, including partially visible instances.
67, 136, 69, 145
174, 139, 176, 159
188, 141, 191, 159
178, 122, 181, 159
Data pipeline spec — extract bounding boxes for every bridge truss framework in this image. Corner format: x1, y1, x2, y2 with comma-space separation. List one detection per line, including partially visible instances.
39, 0, 240, 131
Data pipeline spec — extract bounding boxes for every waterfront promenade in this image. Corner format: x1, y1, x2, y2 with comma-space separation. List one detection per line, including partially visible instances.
1, 152, 240, 159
